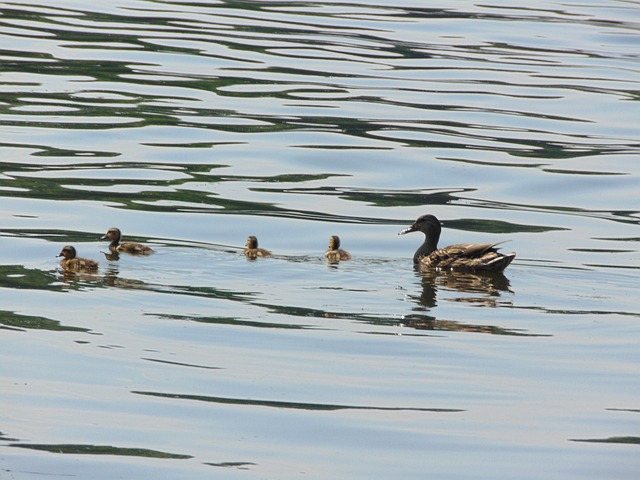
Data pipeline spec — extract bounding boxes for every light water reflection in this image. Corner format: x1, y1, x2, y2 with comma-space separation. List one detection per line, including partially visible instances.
2, 0, 640, 479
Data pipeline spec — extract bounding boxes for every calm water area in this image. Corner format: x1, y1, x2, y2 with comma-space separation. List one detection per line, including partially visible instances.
1, 0, 639, 478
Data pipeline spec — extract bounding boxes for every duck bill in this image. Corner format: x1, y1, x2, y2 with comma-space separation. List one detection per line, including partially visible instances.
398, 224, 417, 235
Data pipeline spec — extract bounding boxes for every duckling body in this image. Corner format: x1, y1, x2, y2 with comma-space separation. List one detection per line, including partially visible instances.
324, 235, 351, 263
102, 228, 154, 255
57, 245, 99, 272
244, 235, 271, 259
399, 214, 515, 272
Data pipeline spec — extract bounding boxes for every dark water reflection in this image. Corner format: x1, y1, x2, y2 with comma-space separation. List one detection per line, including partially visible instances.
409, 268, 512, 310
399, 268, 538, 336
133, 390, 463, 412
0, 308, 90, 333
2, 1, 640, 479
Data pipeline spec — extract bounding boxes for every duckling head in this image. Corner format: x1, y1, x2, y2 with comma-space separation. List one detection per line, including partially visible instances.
57, 245, 77, 260
102, 227, 122, 242
246, 235, 259, 249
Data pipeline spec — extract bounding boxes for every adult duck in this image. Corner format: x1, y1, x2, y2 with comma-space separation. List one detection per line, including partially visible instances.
102, 227, 154, 255
244, 235, 271, 259
57, 245, 99, 272
398, 214, 515, 272
324, 235, 351, 263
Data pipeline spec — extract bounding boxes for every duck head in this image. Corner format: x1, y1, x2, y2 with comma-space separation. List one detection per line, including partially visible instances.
398, 214, 442, 237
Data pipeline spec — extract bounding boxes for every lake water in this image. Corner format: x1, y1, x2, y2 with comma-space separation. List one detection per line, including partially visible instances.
1, 0, 639, 478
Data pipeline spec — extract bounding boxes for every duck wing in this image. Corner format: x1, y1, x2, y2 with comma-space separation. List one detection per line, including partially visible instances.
119, 242, 154, 255
421, 242, 515, 272
63, 258, 99, 271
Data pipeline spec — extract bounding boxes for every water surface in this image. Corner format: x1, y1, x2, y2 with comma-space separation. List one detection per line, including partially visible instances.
1, 1, 639, 479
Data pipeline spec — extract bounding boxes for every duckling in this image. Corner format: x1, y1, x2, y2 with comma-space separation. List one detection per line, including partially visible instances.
324, 235, 352, 263
244, 235, 271, 259
398, 214, 516, 272
102, 227, 154, 255
57, 245, 99, 272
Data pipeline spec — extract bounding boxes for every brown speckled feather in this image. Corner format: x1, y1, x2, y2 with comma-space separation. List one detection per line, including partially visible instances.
116, 242, 154, 255
324, 249, 352, 263
245, 248, 272, 259
61, 258, 99, 271
420, 242, 514, 272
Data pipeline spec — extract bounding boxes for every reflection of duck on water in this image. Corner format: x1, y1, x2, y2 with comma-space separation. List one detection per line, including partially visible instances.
402, 269, 515, 333
399, 214, 515, 272
410, 269, 512, 310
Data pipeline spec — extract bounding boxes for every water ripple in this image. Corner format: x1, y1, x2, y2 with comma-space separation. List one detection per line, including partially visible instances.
2, 3, 640, 479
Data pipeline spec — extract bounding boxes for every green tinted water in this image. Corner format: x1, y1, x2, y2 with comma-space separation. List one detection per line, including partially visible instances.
1, 1, 639, 478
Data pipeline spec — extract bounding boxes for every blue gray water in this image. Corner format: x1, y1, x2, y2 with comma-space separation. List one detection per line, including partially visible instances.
1, 1, 639, 479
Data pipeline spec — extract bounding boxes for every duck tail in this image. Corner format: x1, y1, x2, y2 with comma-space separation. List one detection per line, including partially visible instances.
487, 252, 516, 272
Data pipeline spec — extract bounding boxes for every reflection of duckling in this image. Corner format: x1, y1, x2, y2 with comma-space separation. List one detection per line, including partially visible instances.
57, 245, 99, 272
324, 235, 351, 263
244, 235, 271, 259
102, 227, 154, 255
398, 214, 515, 272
